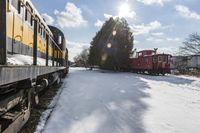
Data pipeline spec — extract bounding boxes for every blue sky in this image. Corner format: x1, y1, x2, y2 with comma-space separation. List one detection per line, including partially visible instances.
32, 0, 200, 61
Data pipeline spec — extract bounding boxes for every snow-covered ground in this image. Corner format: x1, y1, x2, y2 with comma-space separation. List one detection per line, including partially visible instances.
38, 68, 200, 133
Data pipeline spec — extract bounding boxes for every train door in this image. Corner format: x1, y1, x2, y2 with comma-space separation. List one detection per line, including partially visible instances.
10, 0, 23, 54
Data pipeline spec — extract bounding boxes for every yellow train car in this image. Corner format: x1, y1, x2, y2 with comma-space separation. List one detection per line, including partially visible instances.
3, 0, 67, 66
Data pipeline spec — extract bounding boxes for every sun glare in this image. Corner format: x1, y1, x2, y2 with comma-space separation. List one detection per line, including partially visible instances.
118, 3, 130, 18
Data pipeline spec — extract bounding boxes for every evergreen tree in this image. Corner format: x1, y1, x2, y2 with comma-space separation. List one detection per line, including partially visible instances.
88, 17, 134, 70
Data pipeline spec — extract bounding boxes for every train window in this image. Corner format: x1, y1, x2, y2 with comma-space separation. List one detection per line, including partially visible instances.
25, 2, 33, 26
41, 27, 43, 36
163, 56, 167, 62
43, 30, 46, 39
138, 52, 142, 57
11, 0, 21, 14
38, 25, 42, 35
168, 56, 172, 62
153, 57, 158, 63
41, 25, 45, 38
38, 25, 40, 33
158, 56, 162, 62
145, 58, 148, 64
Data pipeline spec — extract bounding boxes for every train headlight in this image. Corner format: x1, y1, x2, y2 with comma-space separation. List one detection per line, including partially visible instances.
58, 36, 62, 44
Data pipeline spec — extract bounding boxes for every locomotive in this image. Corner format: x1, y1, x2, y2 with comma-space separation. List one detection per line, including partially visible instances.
0, 0, 68, 132
129, 49, 172, 75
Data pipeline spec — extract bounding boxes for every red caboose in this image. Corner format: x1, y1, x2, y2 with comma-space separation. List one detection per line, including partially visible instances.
129, 50, 171, 75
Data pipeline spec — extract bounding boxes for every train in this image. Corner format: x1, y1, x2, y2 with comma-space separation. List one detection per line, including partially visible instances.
0, 0, 68, 133
129, 49, 172, 75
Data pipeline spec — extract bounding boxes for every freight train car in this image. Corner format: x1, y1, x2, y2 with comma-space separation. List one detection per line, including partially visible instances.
0, 0, 68, 132
129, 50, 171, 75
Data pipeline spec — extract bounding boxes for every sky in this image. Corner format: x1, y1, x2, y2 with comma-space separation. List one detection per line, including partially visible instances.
31, 0, 200, 61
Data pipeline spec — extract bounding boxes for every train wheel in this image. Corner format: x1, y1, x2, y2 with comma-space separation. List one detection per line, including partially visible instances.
32, 92, 39, 106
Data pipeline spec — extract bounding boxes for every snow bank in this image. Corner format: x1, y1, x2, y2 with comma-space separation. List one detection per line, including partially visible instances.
7, 54, 54, 66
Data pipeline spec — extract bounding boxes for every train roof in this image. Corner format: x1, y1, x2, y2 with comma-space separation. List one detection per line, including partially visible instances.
48, 26, 65, 38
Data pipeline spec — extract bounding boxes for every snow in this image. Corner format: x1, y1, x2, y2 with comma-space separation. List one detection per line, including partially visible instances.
7, 54, 53, 66
40, 68, 200, 133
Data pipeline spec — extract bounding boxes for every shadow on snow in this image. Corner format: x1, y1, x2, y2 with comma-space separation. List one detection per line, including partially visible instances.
136, 74, 195, 85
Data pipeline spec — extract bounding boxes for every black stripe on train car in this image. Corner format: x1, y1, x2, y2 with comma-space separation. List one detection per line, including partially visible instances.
0, 0, 7, 65
7, 37, 61, 66
7, 37, 47, 59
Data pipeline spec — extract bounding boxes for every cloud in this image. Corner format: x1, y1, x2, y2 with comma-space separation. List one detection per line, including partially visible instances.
118, 3, 136, 19
151, 32, 164, 36
54, 2, 87, 28
158, 47, 179, 55
146, 37, 164, 43
166, 37, 181, 42
175, 5, 200, 21
104, 7, 136, 19
41, 13, 55, 25
146, 36, 181, 44
94, 19, 104, 28
131, 21, 162, 35
104, 14, 117, 19
136, 0, 171, 6
66, 40, 89, 61
81, 5, 94, 16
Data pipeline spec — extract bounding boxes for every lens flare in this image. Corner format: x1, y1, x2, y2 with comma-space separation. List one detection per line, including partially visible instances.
112, 30, 117, 36
118, 3, 130, 18
107, 43, 112, 48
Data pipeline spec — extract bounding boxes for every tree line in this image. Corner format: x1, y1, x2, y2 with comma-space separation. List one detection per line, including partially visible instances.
74, 17, 200, 70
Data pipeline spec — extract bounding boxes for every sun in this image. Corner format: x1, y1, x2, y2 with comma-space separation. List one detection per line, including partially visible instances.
118, 3, 130, 18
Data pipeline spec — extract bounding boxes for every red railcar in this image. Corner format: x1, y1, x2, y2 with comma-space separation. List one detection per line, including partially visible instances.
129, 50, 172, 75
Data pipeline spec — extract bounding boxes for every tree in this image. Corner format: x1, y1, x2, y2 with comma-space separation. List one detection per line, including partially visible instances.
74, 48, 89, 67
180, 33, 200, 55
88, 17, 134, 70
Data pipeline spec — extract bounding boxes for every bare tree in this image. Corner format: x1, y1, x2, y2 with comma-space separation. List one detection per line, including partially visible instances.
180, 33, 200, 55
74, 48, 89, 67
